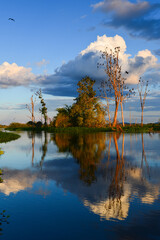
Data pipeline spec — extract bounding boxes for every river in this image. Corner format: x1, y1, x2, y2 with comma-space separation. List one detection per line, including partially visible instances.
0, 131, 160, 239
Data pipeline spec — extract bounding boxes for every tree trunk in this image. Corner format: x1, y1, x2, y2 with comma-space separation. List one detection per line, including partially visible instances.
32, 134, 35, 166
122, 134, 124, 162
141, 107, 144, 127
31, 96, 35, 123
120, 101, 124, 127
107, 99, 111, 127
112, 100, 119, 127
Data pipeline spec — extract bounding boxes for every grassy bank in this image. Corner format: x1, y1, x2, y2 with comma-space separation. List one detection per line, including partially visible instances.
0, 131, 20, 143
5, 123, 160, 133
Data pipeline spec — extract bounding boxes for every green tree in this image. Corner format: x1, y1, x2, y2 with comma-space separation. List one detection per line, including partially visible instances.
36, 89, 48, 125
70, 76, 106, 127
54, 105, 72, 127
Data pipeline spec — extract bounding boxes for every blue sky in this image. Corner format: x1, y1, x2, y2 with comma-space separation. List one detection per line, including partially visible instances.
0, 0, 160, 124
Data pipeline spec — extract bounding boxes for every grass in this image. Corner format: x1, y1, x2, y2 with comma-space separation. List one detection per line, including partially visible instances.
5, 123, 160, 133
122, 123, 160, 133
0, 131, 20, 143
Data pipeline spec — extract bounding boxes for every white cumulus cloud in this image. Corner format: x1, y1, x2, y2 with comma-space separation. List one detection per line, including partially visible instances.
48, 34, 158, 88
0, 62, 36, 88
0, 35, 159, 93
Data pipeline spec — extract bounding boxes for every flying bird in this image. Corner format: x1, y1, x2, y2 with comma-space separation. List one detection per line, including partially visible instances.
125, 71, 129, 74
8, 18, 15, 22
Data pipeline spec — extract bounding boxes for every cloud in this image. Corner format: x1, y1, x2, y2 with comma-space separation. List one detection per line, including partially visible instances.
91, 0, 160, 40
39, 35, 129, 97
0, 35, 159, 99
0, 169, 38, 195
35, 59, 50, 67
127, 49, 158, 83
38, 35, 158, 97
0, 103, 26, 111
153, 49, 160, 56
0, 62, 36, 88
92, 0, 150, 17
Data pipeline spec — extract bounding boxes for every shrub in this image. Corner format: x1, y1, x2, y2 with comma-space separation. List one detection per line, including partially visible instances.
8, 122, 27, 128
27, 121, 35, 126
36, 121, 42, 128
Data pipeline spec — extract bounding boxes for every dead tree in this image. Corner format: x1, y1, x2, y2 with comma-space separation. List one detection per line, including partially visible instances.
99, 80, 112, 126
98, 47, 121, 127
100, 47, 129, 127
26, 95, 36, 123
99, 47, 135, 127
138, 78, 149, 127
119, 76, 135, 126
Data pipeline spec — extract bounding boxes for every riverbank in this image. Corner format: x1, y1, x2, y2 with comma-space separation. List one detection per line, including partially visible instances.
0, 131, 20, 143
5, 123, 160, 133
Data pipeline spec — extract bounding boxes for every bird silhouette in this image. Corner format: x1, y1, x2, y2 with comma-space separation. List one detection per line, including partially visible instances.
8, 18, 15, 22
125, 71, 129, 74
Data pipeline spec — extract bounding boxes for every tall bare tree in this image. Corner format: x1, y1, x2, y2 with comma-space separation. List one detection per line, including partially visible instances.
138, 78, 149, 127
119, 77, 135, 126
99, 80, 112, 126
26, 95, 36, 123
99, 47, 134, 127
98, 47, 121, 127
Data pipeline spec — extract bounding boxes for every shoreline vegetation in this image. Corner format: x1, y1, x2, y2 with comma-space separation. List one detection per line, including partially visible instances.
4, 122, 160, 133
0, 131, 20, 143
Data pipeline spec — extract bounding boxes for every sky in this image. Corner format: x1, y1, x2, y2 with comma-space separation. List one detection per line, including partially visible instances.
0, 0, 160, 124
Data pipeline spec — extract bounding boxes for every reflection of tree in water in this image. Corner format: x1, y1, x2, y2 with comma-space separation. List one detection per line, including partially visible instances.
107, 133, 126, 219
141, 133, 150, 179
52, 133, 106, 185
52, 132, 130, 219
40, 131, 48, 169
27, 131, 36, 166
27, 131, 48, 169
51, 132, 156, 221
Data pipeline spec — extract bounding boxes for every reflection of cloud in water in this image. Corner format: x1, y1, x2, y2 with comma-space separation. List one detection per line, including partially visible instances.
84, 184, 131, 221
141, 192, 159, 205
0, 149, 160, 221
83, 168, 160, 220
42, 159, 160, 221
0, 169, 38, 196
128, 168, 160, 205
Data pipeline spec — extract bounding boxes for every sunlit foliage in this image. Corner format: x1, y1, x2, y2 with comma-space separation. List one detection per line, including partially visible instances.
54, 76, 107, 127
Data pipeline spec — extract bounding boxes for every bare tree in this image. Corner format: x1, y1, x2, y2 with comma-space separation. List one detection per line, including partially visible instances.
26, 95, 36, 123
99, 80, 112, 126
138, 78, 149, 127
98, 47, 121, 127
119, 77, 135, 126
99, 47, 134, 127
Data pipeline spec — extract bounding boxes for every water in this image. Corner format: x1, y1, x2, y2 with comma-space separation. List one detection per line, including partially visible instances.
0, 131, 160, 240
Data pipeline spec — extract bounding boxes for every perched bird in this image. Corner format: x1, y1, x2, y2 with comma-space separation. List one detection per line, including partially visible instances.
8, 18, 15, 22
125, 71, 129, 74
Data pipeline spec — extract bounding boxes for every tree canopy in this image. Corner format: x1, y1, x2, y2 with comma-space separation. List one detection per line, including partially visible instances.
54, 76, 106, 127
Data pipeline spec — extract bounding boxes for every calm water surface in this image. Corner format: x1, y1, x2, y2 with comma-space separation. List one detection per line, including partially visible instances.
0, 131, 160, 240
